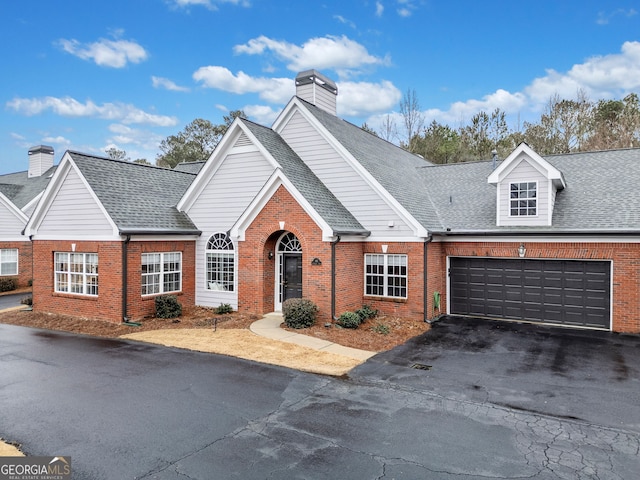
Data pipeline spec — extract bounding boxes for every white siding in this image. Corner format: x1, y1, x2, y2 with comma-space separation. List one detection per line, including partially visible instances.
0, 203, 26, 240
187, 150, 274, 308
296, 83, 337, 115
279, 111, 413, 237
38, 167, 114, 235
499, 159, 551, 226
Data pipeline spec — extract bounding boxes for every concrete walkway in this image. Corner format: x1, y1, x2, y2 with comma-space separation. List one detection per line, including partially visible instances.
250, 312, 377, 361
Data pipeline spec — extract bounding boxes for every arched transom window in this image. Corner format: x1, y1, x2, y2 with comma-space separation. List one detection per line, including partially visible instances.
206, 233, 234, 292
278, 232, 302, 252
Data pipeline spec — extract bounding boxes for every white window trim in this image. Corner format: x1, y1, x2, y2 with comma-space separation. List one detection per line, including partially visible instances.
0, 249, 18, 276
54, 252, 99, 296
364, 253, 408, 299
205, 233, 235, 292
508, 180, 538, 217
141, 252, 182, 296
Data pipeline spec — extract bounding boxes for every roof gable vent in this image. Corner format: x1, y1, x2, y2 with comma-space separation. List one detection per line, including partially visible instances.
295, 70, 338, 116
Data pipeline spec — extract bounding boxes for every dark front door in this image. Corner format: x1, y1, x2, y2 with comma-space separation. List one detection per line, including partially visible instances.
283, 253, 302, 301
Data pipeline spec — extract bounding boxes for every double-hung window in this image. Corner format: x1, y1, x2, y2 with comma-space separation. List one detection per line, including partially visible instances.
0, 249, 18, 276
365, 254, 408, 299
510, 182, 537, 216
54, 252, 99, 296
141, 252, 182, 296
206, 233, 234, 292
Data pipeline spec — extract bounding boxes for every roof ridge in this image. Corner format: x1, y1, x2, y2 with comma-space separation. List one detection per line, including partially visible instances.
68, 151, 197, 176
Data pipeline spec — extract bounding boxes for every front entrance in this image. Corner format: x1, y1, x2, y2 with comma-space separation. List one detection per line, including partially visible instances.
275, 232, 302, 310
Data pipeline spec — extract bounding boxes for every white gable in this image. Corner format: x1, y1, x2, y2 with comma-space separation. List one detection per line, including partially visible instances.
0, 192, 28, 241
489, 143, 565, 227
273, 98, 427, 240
24, 155, 118, 239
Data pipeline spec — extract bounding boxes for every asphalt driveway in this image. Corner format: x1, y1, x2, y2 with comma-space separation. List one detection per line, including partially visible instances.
352, 315, 640, 433
1, 318, 639, 479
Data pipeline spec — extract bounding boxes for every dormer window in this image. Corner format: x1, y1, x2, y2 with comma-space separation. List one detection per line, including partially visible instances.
510, 182, 537, 216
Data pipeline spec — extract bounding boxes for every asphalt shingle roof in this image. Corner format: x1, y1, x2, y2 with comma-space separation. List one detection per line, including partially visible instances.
300, 100, 442, 230
174, 161, 206, 174
68, 152, 200, 234
418, 148, 640, 233
0, 166, 57, 209
241, 119, 369, 235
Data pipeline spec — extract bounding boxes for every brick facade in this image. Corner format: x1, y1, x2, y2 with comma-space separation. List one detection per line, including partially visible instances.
236, 185, 433, 323
0, 241, 33, 288
32, 239, 195, 323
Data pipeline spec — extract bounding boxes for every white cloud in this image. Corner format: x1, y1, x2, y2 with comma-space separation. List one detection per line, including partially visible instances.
169, 0, 250, 11
6, 96, 177, 127
525, 41, 640, 108
375, 1, 384, 17
41, 135, 71, 148
57, 36, 148, 68
596, 8, 637, 25
233, 35, 390, 74
338, 80, 402, 116
151, 76, 190, 92
105, 124, 164, 161
193, 67, 294, 103
243, 104, 280, 125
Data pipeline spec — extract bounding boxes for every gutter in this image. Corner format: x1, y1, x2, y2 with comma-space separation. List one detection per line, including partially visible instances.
434, 229, 640, 237
117, 228, 202, 236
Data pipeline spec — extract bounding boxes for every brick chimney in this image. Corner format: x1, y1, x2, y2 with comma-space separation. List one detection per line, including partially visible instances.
295, 70, 338, 116
28, 145, 54, 178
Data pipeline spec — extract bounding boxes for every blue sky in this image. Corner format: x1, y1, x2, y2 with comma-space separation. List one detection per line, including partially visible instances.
1, 0, 639, 174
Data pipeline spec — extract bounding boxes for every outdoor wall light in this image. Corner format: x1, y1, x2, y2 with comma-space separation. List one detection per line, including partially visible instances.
311, 257, 322, 265
268, 251, 274, 260
518, 243, 526, 258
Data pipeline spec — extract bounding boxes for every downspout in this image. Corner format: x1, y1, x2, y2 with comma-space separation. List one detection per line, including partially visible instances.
331, 235, 341, 320
122, 235, 130, 322
423, 235, 433, 323
121, 234, 140, 326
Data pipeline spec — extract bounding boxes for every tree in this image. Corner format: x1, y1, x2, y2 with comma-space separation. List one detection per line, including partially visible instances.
133, 158, 151, 165
399, 88, 424, 153
459, 109, 510, 161
377, 114, 399, 143
360, 123, 378, 136
105, 147, 129, 162
586, 93, 640, 150
156, 110, 245, 169
524, 92, 592, 154
411, 121, 460, 164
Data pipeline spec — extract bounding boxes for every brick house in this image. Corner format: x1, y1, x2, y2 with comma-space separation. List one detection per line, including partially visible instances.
20, 70, 640, 333
0, 145, 57, 288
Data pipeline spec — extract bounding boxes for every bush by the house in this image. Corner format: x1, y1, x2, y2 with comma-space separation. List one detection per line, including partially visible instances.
283, 298, 318, 329
0, 278, 17, 293
355, 304, 379, 322
215, 303, 233, 314
371, 322, 390, 335
336, 311, 362, 329
155, 295, 182, 319
21, 296, 33, 306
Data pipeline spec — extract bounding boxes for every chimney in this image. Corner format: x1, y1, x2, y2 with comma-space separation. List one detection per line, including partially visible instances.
28, 145, 54, 178
295, 70, 338, 116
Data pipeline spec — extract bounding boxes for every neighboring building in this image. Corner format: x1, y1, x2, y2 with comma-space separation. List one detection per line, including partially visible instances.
18, 70, 640, 333
0, 145, 56, 287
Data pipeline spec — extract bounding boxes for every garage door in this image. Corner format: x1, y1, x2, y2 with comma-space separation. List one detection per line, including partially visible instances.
449, 258, 611, 329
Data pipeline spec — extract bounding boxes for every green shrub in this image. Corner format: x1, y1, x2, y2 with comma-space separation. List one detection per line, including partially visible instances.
371, 322, 390, 335
283, 298, 318, 329
336, 311, 362, 329
215, 303, 233, 314
21, 296, 33, 306
0, 278, 17, 292
155, 295, 182, 319
355, 304, 379, 322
